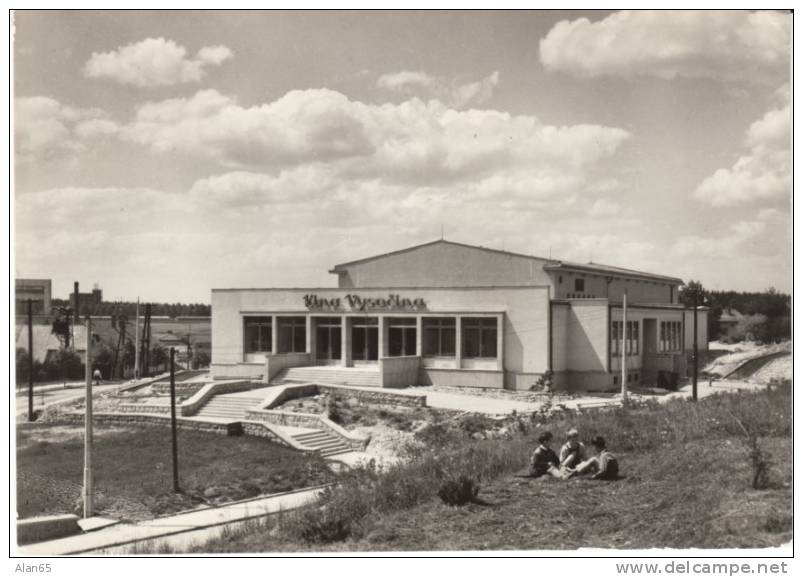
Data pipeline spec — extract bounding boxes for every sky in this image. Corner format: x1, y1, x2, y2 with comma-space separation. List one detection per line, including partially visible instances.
13, 10, 792, 303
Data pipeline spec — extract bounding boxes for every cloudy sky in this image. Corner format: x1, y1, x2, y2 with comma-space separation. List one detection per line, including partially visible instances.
13, 10, 791, 303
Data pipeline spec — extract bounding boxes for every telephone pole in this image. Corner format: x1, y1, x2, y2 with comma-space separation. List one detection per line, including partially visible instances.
134, 298, 140, 380
692, 288, 699, 402
27, 299, 34, 421
73, 281, 80, 350
169, 348, 180, 493
83, 315, 94, 518
621, 290, 628, 404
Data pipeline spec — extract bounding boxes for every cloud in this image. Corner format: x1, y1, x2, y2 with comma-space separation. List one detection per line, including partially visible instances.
123, 88, 629, 186
692, 102, 790, 206
14, 96, 109, 163
377, 70, 500, 108
377, 70, 434, 90
84, 38, 233, 87
671, 220, 767, 259
588, 199, 621, 217
188, 167, 334, 207
540, 10, 790, 83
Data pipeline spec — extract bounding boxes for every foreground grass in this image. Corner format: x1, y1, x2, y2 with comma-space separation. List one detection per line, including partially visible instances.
16, 424, 334, 521
192, 383, 791, 552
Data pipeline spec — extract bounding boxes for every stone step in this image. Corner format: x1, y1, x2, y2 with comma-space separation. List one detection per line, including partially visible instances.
320, 446, 353, 457
293, 433, 333, 443
301, 438, 349, 449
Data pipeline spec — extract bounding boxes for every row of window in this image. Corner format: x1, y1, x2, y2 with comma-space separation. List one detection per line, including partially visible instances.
611, 319, 684, 357
244, 316, 499, 359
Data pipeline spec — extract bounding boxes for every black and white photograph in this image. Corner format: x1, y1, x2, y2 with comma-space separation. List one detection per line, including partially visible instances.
10, 7, 793, 562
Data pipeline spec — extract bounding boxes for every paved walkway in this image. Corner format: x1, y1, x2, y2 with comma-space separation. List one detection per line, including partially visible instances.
18, 485, 328, 556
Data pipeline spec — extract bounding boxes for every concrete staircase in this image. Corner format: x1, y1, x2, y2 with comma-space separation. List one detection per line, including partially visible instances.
192, 393, 265, 420
272, 366, 380, 387
292, 429, 353, 457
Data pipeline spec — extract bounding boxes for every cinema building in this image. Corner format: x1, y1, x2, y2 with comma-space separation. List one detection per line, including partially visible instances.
211, 240, 707, 391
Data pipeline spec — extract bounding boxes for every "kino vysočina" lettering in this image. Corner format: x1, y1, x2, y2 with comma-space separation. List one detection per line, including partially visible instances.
303, 294, 426, 312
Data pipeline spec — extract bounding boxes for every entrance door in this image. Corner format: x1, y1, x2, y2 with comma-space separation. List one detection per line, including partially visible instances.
352, 318, 379, 362
315, 317, 342, 364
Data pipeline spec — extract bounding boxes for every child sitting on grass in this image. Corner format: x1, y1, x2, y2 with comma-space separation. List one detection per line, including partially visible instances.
528, 431, 563, 478
571, 436, 619, 480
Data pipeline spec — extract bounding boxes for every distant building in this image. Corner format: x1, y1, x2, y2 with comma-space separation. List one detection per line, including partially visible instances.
71, 285, 103, 316
15, 279, 52, 316
718, 308, 744, 340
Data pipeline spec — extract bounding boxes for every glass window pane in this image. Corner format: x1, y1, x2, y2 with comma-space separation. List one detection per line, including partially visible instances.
482, 326, 497, 358
441, 327, 455, 356
463, 327, 480, 358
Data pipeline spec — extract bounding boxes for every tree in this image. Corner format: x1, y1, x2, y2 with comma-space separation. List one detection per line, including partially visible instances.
51, 307, 73, 349
194, 350, 211, 368
151, 344, 168, 372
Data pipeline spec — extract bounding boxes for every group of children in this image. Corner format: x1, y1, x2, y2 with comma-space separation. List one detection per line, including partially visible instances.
528, 428, 619, 481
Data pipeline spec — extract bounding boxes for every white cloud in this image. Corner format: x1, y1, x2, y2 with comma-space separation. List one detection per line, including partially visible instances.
84, 38, 233, 87
588, 199, 621, 217
377, 70, 434, 90
692, 102, 790, 206
122, 88, 630, 186
671, 220, 767, 259
540, 10, 790, 83
188, 167, 333, 207
14, 96, 107, 163
377, 70, 500, 108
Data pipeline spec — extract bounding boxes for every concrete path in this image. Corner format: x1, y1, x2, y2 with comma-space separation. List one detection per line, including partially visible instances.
17, 485, 328, 556
15, 383, 121, 417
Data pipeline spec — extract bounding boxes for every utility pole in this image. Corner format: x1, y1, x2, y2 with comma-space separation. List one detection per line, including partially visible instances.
27, 299, 34, 421
73, 282, 80, 350
169, 348, 180, 493
142, 303, 152, 378
83, 315, 94, 518
134, 298, 140, 380
621, 290, 628, 404
692, 288, 699, 402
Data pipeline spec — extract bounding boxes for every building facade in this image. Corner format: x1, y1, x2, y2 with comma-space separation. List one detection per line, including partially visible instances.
15, 279, 52, 316
211, 240, 707, 391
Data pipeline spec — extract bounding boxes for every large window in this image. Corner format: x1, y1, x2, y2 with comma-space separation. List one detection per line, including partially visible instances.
316, 317, 342, 360
278, 316, 306, 353
611, 320, 639, 357
244, 317, 272, 353
388, 317, 417, 356
574, 278, 585, 292
462, 317, 498, 359
660, 321, 682, 352
423, 317, 455, 357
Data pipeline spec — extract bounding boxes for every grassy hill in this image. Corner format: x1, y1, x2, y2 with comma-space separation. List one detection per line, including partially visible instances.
184, 381, 791, 553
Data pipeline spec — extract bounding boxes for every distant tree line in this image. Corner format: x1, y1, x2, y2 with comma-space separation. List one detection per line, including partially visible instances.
681, 282, 790, 342
50, 299, 211, 318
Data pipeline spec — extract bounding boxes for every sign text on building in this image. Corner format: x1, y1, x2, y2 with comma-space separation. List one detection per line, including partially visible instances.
303, 294, 426, 312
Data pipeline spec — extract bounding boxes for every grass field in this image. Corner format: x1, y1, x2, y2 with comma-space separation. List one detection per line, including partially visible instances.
16, 423, 334, 521
187, 383, 791, 553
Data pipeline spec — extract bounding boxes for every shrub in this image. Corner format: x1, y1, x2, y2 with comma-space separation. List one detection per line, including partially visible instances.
437, 474, 479, 506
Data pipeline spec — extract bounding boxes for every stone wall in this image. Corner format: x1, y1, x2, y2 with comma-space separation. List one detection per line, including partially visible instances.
56, 411, 242, 436
321, 384, 426, 408
151, 382, 205, 397
117, 403, 171, 415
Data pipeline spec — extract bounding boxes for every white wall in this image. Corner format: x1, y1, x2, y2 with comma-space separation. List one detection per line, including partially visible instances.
211, 286, 552, 377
